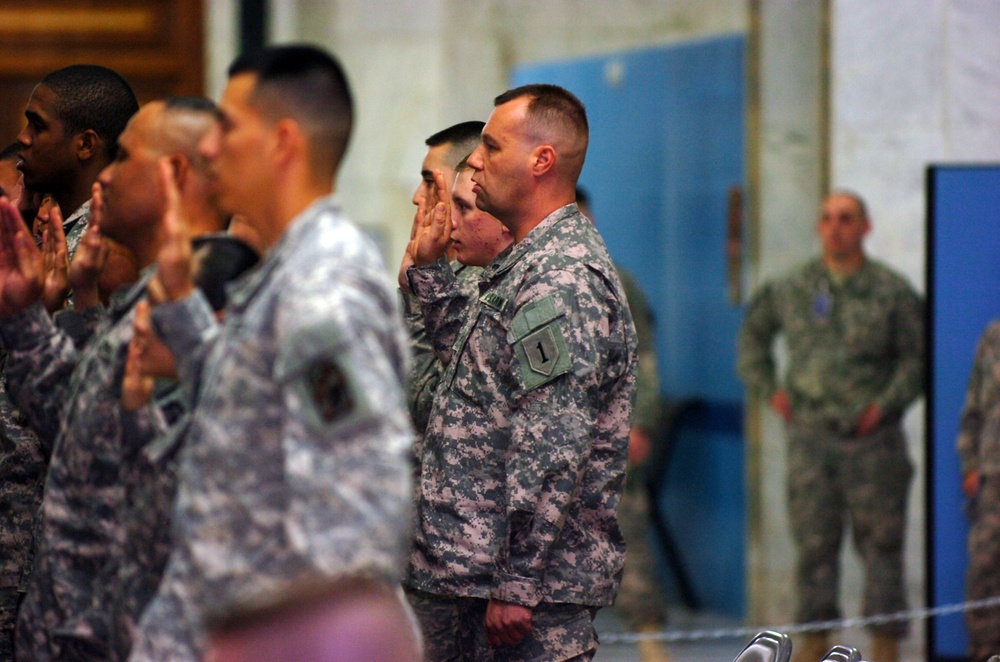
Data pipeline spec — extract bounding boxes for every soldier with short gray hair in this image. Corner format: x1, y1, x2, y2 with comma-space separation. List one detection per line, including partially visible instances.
405, 83, 637, 660
738, 191, 924, 662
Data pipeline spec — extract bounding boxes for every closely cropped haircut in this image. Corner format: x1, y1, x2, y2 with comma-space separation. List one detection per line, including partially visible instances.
40, 65, 139, 161
426, 121, 484, 170
494, 83, 589, 180
0, 142, 20, 162
494, 83, 588, 138
163, 95, 217, 114
828, 189, 869, 219
228, 44, 353, 177
156, 96, 219, 166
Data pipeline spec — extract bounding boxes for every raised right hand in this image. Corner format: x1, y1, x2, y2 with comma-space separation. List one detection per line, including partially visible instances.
0, 197, 44, 316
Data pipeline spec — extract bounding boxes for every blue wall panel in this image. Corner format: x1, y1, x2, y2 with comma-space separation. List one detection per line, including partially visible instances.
928, 165, 1000, 659
513, 36, 746, 617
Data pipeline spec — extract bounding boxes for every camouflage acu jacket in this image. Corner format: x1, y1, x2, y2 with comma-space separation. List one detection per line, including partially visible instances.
406, 203, 637, 608
130, 196, 414, 662
738, 257, 924, 433
957, 320, 1000, 477
0, 270, 160, 659
404, 261, 482, 435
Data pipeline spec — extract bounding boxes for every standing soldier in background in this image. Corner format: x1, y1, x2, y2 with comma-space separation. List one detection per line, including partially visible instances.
738, 191, 924, 662
577, 186, 671, 662
956, 321, 1000, 662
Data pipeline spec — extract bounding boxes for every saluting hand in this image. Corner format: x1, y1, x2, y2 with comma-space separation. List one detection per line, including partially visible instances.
0, 197, 44, 317
408, 169, 451, 267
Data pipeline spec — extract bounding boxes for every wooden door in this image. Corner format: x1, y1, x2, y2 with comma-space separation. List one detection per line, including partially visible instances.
0, 0, 204, 145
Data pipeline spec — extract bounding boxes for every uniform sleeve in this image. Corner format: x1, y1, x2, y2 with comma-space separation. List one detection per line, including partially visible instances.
617, 268, 660, 431
407, 258, 474, 368
492, 269, 632, 607
151, 290, 220, 401
737, 283, 782, 400
0, 302, 83, 448
274, 279, 413, 580
873, 284, 925, 418
956, 325, 999, 476
401, 291, 441, 434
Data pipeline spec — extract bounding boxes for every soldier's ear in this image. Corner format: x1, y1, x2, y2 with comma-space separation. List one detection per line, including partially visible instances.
76, 129, 101, 162
530, 145, 556, 177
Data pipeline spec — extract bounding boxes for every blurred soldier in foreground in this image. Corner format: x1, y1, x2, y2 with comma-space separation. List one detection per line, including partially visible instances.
738, 192, 923, 662
129, 45, 413, 661
204, 576, 421, 662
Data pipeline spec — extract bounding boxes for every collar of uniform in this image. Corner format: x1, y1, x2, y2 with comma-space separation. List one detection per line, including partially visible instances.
485, 202, 580, 279
812, 255, 875, 293
226, 193, 341, 311
63, 199, 91, 231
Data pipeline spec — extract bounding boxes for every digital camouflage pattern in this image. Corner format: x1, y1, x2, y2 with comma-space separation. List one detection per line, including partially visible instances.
787, 422, 912, 636
738, 256, 923, 637
965, 478, 1000, 662
956, 321, 1000, 660
738, 257, 923, 432
405, 261, 482, 436
61, 200, 92, 261
616, 266, 659, 433
104, 398, 185, 661
957, 321, 1000, 478
406, 203, 636, 617
0, 269, 159, 661
130, 197, 413, 662
610, 265, 668, 630
0, 199, 100, 659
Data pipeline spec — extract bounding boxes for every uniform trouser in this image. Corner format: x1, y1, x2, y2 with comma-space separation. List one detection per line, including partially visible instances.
966, 475, 1000, 661
614, 481, 668, 629
405, 588, 598, 661
787, 422, 913, 637
0, 588, 19, 661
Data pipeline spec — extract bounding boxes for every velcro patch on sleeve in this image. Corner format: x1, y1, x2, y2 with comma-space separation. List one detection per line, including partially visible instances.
511, 295, 572, 391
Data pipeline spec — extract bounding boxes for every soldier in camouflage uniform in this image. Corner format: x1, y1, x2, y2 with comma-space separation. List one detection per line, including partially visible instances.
0, 65, 139, 660
104, 235, 258, 661
0, 97, 224, 661
401, 121, 486, 435
738, 192, 924, 662
956, 321, 1000, 662
129, 46, 413, 662
405, 84, 637, 660
577, 187, 670, 661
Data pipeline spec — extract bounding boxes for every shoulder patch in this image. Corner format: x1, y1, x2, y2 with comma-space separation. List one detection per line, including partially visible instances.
308, 361, 354, 423
511, 295, 572, 391
276, 322, 374, 433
